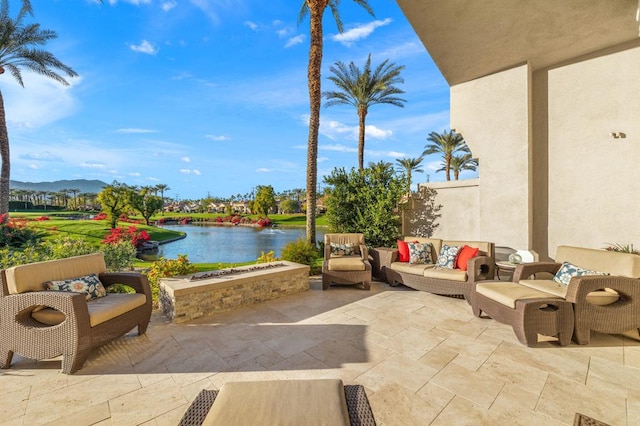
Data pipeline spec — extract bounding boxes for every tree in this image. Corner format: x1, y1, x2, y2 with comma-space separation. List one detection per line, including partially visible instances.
324, 54, 406, 170
298, 0, 374, 246
0, 1, 77, 214
441, 153, 478, 181
97, 181, 131, 229
280, 198, 300, 214
395, 157, 424, 193
155, 183, 170, 216
68, 188, 80, 209
128, 188, 163, 226
423, 130, 470, 181
253, 185, 277, 218
323, 161, 404, 247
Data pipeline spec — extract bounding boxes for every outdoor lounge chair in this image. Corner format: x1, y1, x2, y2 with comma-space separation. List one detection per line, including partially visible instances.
0, 253, 152, 374
322, 233, 372, 290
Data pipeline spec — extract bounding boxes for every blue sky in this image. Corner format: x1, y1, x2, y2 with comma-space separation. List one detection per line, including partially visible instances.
5, 0, 465, 200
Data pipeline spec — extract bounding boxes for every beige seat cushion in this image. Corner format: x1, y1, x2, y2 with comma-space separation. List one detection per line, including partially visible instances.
423, 267, 467, 282
476, 282, 559, 309
203, 379, 350, 426
519, 279, 620, 305
327, 257, 366, 271
389, 261, 435, 275
31, 293, 147, 327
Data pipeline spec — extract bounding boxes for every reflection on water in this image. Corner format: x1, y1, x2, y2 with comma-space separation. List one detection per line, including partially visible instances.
157, 224, 326, 263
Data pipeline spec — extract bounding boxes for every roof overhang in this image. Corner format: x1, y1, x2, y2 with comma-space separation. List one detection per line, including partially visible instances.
396, 0, 640, 85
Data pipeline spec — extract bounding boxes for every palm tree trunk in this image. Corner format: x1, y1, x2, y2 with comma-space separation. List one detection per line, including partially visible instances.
445, 154, 451, 181
305, 1, 326, 246
0, 90, 10, 215
357, 107, 367, 170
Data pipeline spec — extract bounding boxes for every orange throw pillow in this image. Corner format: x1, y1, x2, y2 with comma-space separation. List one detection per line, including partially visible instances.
456, 245, 479, 271
397, 240, 410, 262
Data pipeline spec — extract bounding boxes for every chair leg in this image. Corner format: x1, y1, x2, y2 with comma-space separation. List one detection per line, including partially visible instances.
62, 348, 92, 374
322, 275, 330, 290
471, 305, 482, 317
573, 327, 591, 345
363, 281, 371, 290
138, 321, 149, 336
0, 350, 13, 369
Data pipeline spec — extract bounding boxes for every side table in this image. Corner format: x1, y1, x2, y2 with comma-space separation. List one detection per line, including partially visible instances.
495, 261, 518, 281
369, 247, 396, 282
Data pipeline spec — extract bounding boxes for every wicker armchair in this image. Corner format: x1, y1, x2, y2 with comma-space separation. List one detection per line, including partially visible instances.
0, 253, 152, 374
322, 233, 372, 290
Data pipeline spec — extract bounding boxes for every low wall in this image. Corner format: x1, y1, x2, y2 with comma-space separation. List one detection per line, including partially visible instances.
159, 261, 310, 323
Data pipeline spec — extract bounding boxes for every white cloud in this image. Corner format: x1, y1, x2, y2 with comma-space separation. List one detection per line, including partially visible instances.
161, 0, 177, 11
181, 157, 191, 163
244, 21, 258, 30
424, 160, 441, 172
20, 151, 62, 161
205, 134, 230, 141
129, 172, 141, 176
320, 144, 357, 153
180, 169, 191, 174
256, 168, 272, 173
192, 169, 202, 176
116, 128, 158, 134
146, 177, 160, 182
276, 26, 294, 38
29, 164, 38, 169
332, 18, 393, 46
82, 162, 107, 169
190, 0, 244, 24
129, 40, 158, 55
318, 157, 329, 163
179, 168, 202, 175
285, 34, 305, 48
365, 125, 392, 139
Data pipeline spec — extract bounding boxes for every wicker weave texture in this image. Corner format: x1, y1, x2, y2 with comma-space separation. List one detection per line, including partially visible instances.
179, 385, 376, 426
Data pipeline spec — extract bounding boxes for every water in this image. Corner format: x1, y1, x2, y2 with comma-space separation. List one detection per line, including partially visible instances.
157, 224, 326, 263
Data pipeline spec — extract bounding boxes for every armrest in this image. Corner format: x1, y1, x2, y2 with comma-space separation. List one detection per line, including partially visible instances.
359, 245, 369, 261
468, 255, 494, 281
1, 291, 89, 325
324, 245, 331, 261
565, 275, 640, 303
512, 262, 561, 282
100, 272, 151, 296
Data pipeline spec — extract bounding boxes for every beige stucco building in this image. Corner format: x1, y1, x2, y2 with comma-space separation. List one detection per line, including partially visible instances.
398, 0, 640, 259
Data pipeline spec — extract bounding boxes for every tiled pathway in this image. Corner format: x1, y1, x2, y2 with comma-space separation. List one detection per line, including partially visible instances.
2, 277, 639, 425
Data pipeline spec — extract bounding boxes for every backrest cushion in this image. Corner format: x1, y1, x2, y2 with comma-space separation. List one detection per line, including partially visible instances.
325, 234, 365, 255
555, 245, 640, 279
444, 240, 493, 258
404, 237, 441, 261
5, 253, 107, 294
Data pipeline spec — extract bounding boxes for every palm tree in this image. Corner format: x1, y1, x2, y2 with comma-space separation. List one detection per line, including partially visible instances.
423, 130, 470, 181
68, 188, 80, 210
395, 157, 424, 193
0, 1, 77, 214
155, 184, 170, 216
440, 153, 478, 181
324, 54, 406, 170
298, 0, 373, 245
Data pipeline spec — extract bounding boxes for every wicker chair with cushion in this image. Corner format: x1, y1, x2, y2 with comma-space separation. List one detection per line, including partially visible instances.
0, 253, 152, 374
322, 233, 372, 290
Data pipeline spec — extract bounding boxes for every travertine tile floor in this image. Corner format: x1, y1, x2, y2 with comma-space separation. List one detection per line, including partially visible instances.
2, 277, 640, 425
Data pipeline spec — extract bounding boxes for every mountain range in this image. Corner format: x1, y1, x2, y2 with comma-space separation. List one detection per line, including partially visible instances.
10, 179, 108, 194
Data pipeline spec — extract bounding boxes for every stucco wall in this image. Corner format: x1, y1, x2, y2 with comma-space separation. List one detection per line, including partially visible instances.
450, 65, 531, 249
546, 45, 640, 252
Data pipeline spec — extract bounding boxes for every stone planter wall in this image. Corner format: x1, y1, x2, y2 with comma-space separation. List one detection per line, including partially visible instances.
159, 261, 309, 323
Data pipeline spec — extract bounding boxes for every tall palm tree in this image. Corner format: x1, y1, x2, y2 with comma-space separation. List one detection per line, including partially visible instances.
298, 0, 373, 245
423, 130, 470, 181
324, 54, 406, 170
395, 157, 424, 193
155, 183, 170, 216
439, 153, 478, 181
68, 188, 80, 210
0, 1, 77, 214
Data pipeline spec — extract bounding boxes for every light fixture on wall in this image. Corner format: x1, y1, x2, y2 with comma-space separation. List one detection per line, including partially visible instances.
610, 132, 627, 139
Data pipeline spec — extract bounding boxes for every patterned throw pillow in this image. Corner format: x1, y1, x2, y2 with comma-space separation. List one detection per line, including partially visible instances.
407, 242, 432, 264
552, 261, 609, 286
436, 245, 461, 269
330, 242, 355, 256
43, 273, 107, 301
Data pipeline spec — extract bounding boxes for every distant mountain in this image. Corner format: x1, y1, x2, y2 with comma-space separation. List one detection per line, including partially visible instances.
10, 179, 108, 194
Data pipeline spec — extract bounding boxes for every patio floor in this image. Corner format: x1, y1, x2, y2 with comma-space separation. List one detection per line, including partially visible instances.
2, 277, 639, 425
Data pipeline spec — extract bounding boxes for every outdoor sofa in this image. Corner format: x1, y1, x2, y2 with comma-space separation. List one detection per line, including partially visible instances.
471, 245, 640, 345
0, 253, 152, 374
378, 237, 495, 300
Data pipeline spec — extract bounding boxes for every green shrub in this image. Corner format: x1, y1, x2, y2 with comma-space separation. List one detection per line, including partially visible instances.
256, 250, 278, 263
144, 255, 198, 303
281, 238, 320, 266
101, 240, 137, 272
0, 237, 98, 269
46, 237, 97, 259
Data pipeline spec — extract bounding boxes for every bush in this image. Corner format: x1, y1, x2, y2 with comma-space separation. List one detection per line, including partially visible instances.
256, 250, 278, 263
0, 237, 98, 269
144, 255, 198, 303
102, 240, 137, 272
102, 226, 150, 248
0, 213, 43, 248
281, 238, 320, 266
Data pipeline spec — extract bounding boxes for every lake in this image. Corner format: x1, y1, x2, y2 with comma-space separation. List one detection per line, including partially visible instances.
157, 224, 326, 263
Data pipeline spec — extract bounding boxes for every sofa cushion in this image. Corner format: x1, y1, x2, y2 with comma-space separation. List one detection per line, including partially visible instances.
423, 267, 467, 282
517, 279, 620, 306
456, 245, 479, 271
404, 237, 441, 260
5, 253, 107, 295
436, 245, 461, 269
202, 379, 350, 426
325, 234, 364, 255
444, 240, 492, 256
327, 256, 365, 271
31, 293, 147, 327
408, 242, 432, 264
397, 240, 411, 262
330, 242, 354, 257
552, 261, 609, 286
390, 261, 435, 275
555, 245, 640, 279
476, 282, 560, 309
43, 273, 107, 301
